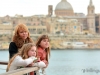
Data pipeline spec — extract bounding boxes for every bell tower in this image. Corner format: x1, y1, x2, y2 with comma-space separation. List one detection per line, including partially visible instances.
87, 0, 95, 34
48, 5, 53, 17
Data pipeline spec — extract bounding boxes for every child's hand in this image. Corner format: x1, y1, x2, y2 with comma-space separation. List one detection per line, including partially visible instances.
37, 57, 40, 62
33, 59, 38, 63
27, 62, 33, 67
33, 57, 40, 63
42, 60, 48, 68
38, 61, 46, 68
33, 57, 38, 63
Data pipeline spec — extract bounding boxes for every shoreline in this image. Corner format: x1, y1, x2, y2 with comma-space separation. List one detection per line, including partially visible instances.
51, 48, 100, 50
0, 48, 100, 51
0, 49, 8, 51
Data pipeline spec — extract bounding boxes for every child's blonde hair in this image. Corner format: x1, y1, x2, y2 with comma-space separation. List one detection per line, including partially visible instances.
6, 43, 36, 72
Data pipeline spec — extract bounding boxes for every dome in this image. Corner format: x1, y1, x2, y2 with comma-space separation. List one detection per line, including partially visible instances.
55, 0, 73, 10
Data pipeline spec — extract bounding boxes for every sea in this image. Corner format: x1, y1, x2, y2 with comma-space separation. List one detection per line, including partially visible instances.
0, 49, 100, 75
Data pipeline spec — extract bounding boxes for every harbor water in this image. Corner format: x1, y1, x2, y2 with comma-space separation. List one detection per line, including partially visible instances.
0, 50, 100, 75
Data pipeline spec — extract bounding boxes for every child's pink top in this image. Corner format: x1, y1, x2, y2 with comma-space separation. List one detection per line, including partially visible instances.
37, 47, 48, 66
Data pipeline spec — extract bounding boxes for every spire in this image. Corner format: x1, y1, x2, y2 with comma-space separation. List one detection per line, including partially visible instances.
89, 0, 93, 6
62, 0, 66, 1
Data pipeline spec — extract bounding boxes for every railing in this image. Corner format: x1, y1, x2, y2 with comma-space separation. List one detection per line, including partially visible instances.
0, 61, 8, 65
0, 67, 39, 75
0, 61, 39, 75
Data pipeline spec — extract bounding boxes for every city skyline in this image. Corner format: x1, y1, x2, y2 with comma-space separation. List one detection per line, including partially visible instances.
0, 0, 99, 17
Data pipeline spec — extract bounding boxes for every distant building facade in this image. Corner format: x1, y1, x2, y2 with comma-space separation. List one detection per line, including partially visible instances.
48, 0, 100, 34
0, 0, 100, 36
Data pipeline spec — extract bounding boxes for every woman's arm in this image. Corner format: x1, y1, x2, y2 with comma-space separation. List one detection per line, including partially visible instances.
9, 42, 18, 58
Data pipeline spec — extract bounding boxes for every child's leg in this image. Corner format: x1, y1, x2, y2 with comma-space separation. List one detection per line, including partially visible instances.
34, 71, 36, 75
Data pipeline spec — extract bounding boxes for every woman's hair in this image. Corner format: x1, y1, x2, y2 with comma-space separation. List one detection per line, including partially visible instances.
13, 24, 33, 48
6, 43, 36, 72
36, 34, 50, 62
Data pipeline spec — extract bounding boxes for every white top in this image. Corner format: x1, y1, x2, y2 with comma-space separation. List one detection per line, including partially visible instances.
9, 55, 37, 71
33, 61, 46, 68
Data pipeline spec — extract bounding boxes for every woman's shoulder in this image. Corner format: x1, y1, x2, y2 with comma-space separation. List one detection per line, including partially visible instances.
9, 42, 17, 48
10, 42, 16, 45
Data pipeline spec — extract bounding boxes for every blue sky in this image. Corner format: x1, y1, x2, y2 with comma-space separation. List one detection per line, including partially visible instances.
0, 0, 99, 17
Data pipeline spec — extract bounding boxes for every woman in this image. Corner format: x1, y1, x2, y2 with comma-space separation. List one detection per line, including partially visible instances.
9, 23, 33, 59
9, 24, 34, 75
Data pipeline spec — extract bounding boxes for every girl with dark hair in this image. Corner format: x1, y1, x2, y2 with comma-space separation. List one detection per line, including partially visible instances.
36, 34, 51, 75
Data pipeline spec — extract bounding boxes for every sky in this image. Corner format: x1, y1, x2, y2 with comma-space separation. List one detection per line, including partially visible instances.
0, 0, 99, 17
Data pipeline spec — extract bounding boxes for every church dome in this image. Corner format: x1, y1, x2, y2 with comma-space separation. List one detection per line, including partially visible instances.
55, 0, 73, 10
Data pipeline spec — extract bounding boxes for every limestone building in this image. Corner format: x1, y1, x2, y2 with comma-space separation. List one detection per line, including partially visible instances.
55, 0, 74, 16
48, 0, 98, 34
0, 0, 100, 37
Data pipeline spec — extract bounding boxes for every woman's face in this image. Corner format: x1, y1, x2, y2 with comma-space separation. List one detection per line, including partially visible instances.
28, 46, 36, 57
18, 30, 28, 40
40, 39, 49, 49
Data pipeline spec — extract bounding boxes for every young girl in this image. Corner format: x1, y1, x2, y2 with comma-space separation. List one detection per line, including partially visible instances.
6, 43, 46, 74
36, 34, 51, 75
